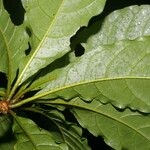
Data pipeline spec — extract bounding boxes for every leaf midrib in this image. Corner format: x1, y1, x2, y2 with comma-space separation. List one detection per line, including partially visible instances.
61, 127, 85, 150
48, 99, 150, 143
9, 0, 65, 99
39, 76, 150, 99
24, 107, 87, 150
12, 114, 38, 150
0, 24, 12, 95
23, 107, 66, 143
10, 76, 150, 108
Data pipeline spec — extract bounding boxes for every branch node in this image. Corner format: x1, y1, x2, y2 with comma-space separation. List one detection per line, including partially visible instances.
0, 100, 9, 114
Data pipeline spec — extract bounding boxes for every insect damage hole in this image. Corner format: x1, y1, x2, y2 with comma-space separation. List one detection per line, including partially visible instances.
25, 42, 31, 56
74, 44, 85, 57
3, 0, 25, 25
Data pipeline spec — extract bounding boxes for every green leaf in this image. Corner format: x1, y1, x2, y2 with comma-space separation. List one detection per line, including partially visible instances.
52, 121, 90, 150
0, 128, 16, 150
18, 37, 150, 113
11, 0, 106, 93
46, 98, 150, 150
12, 115, 68, 150
71, 4, 150, 56
0, 1, 28, 92
26, 108, 90, 150
0, 115, 12, 138
14, 5, 150, 113
0, 141, 15, 150
0, 88, 6, 97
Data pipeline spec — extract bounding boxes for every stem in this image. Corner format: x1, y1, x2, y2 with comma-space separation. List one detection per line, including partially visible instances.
23, 107, 48, 116
13, 85, 38, 101
10, 93, 46, 108
8, 81, 18, 100
13, 86, 27, 100
9, 110, 16, 116
14, 76, 56, 100
0, 91, 6, 97
6, 78, 11, 100
10, 83, 64, 108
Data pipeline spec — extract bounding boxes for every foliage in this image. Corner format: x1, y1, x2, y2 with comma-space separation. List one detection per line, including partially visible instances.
0, 0, 150, 149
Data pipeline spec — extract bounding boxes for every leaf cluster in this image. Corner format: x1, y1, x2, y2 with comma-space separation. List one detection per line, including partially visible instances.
0, 0, 150, 149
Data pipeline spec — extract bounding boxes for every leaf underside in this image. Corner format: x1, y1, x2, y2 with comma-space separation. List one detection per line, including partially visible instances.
24, 5, 150, 113
26, 108, 90, 150
13, 0, 106, 90
0, 1, 28, 91
47, 98, 150, 150
1, 2, 150, 150
0, 115, 12, 138
13, 115, 68, 150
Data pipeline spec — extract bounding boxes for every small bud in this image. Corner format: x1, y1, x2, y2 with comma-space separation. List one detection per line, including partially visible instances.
0, 100, 9, 114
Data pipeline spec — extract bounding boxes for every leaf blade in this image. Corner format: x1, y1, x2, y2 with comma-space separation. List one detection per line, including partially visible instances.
24, 108, 90, 150
0, 115, 12, 138
0, 136, 16, 150
15, 0, 106, 85
12, 115, 68, 150
0, 1, 28, 93
45, 98, 150, 150
13, 37, 150, 112
16, 5, 150, 113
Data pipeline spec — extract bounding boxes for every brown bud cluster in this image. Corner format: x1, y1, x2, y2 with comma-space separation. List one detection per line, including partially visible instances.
0, 100, 9, 114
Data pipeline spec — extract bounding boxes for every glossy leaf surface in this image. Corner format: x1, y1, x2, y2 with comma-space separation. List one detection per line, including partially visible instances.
16, 0, 106, 85
26, 5, 150, 113
13, 115, 68, 150
0, 1, 28, 90
27, 108, 90, 150
47, 98, 150, 150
